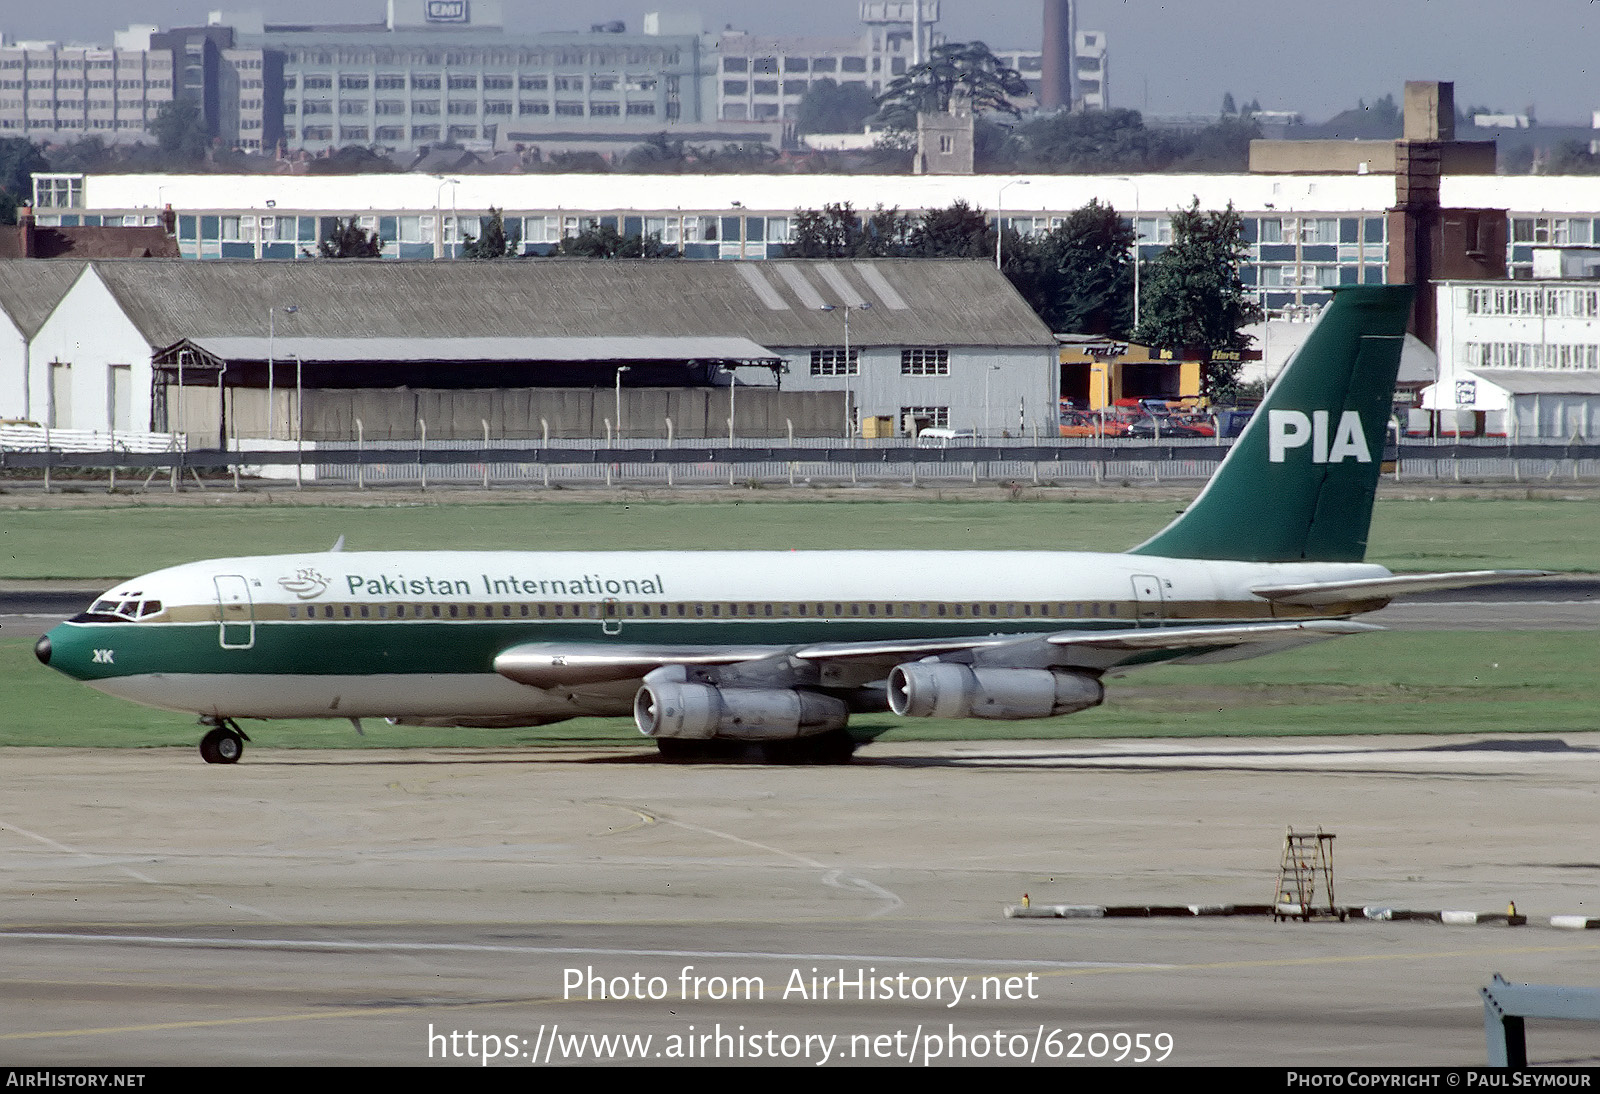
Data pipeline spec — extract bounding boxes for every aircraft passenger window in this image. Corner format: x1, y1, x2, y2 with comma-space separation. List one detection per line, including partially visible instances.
867, 604, 877, 616
430, 605, 441, 618
449, 605, 460, 618
832, 603, 842, 616
396, 605, 406, 618
378, 606, 389, 619
343, 606, 353, 619
1023, 605, 1033, 617
288, 606, 299, 619
520, 605, 529, 617
538, 605, 547, 617
937, 604, 947, 616
676, 605, 687, 617
694, 604, 704, 617
711, 605, 722, 617
553, 605, 564, 617
764, 604, 773, 616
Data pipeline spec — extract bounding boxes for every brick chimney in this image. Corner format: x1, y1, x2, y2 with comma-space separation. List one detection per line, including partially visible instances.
17, 204, 34, 259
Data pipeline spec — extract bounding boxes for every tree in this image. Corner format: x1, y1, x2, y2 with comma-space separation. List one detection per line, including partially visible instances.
1005, 108, 1185, 172
0, 137, 49, 207
555, 225, 678, 259
872, 42, 1029, 130
461, 206, 521, 258
788, 202, 912, 258
1543, 140, 1600, 175
1002, 199, 1135, 336
795, 78, 878, 136
907, 198, 991, 258
151, 98, 210, 164
1132, 199, 1262, 400
318, 217, 383, 258
1221, 92, 1237, 116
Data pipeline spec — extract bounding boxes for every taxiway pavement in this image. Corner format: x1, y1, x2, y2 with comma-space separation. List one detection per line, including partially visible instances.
3, 737, 1600, 1067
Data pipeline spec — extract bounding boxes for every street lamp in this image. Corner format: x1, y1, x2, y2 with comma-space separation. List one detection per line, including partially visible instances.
614, 365, 630, 439
819, 301, 872, 439
983, 364, 1001, 438
1110, 176, 1142, 331
436, 176, 460, 258
267, 304, 298, 440
293, 353, 304, 489
725, 365, 739, 444
995, 179, 1031, 270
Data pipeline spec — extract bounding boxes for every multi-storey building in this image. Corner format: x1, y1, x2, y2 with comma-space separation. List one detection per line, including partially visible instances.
0, 26, 174, 144
244, 1, 716, 155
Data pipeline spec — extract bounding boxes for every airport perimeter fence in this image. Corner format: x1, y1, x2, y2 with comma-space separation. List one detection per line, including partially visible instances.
5, 434, 1600, 489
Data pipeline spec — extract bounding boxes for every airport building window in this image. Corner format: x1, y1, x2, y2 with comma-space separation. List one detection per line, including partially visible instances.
900, 348, 949, 375
810, 348, 858, 376
900, 405, 949, 429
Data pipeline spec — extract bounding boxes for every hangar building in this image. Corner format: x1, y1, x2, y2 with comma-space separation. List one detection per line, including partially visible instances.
10, 258, 1055, 444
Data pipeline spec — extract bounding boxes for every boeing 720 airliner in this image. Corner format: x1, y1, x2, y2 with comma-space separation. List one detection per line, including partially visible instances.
35, 286, 1541, 763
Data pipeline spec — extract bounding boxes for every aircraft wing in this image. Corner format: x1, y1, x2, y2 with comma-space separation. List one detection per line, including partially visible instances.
803, 619, 1379, 672
494, 620, 1379, 688
1250, 569, 1554, 607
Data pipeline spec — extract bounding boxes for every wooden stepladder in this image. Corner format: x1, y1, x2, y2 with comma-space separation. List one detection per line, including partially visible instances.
1273, 827, 1343, 921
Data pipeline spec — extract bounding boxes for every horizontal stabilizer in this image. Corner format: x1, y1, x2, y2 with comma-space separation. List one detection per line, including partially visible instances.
1250, 570, 1555, 607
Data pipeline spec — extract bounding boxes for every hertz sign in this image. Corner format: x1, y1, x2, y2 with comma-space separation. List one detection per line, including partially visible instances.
426, 0, 470, 22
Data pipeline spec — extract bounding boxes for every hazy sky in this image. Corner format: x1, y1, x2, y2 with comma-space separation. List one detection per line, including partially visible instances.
7, 1, 1599, 124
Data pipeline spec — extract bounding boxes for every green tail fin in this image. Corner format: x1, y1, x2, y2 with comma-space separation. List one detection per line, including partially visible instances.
1130, 284, 1414, 563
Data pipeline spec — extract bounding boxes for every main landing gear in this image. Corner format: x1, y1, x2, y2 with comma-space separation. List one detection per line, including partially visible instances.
198, 717, 250, 765
655, 729, 857, 765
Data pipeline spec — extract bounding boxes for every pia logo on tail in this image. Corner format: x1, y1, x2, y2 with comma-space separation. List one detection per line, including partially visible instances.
1268, 410, 1372, 464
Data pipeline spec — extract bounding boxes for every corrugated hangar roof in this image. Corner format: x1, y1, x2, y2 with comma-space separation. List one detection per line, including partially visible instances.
181, 335, 783, 364
85, 258, 1053, 349
0, 261, 85, 337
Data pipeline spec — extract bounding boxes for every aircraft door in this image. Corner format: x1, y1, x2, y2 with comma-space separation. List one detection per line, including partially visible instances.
214, 575, 256, 649
1130, 574, 1165, 623
601, 597, 621, 636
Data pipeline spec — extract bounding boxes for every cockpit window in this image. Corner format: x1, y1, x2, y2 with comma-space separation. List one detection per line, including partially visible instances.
85, 597, 147, 621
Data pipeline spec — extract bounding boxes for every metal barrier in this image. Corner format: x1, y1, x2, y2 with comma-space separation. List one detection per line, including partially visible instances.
7, 436, 1600, 488
1481, 973, 1600, 1066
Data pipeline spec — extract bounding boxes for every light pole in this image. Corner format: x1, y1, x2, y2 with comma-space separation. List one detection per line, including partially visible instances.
267, 304, 298, 440
725, 365, 738, 444
436, 176, 460, 258
983, 364, 1001, 437
614, 365, 630, 439
293, 353, 304, 488
1110, 176, 1142, 332
820, 302, 871, 439
996, 179, 1031, 270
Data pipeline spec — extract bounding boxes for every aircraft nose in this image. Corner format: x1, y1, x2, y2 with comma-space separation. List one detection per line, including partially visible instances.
34, 634, 51, 665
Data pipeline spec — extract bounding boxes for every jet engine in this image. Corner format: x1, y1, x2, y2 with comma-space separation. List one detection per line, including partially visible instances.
634, 682, 850, 741
887, 663, 1104, 720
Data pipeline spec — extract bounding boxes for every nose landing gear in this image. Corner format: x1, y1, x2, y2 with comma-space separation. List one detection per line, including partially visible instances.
198, 717, 249, 764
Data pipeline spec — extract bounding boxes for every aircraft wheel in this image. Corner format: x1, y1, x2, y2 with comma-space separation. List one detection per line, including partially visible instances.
655, 739, 712, 762
805, 728, 858, 765
200, 727, 244, 765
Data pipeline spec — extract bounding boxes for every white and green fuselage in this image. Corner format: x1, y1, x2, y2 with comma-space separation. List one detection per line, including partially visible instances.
42, 549, 1391, 723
